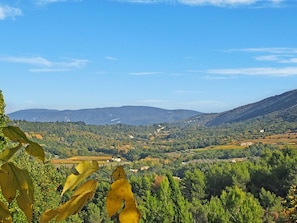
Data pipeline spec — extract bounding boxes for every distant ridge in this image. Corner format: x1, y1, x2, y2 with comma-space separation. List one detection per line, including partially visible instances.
189, 89, 297, 126
8, 89, 297, 126
8, 106, 201, 126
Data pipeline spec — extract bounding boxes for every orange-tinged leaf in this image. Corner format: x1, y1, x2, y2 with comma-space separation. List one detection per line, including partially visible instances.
119, 202, 141, 223
0, 143, 22, 161
0, 201, 12, 223
106, 179, 134, 217
2, 126, 29, 143
0, 162, 33, 222
112, 166, 127, 181
61, 161, 99, 196
25, 140, 45, 162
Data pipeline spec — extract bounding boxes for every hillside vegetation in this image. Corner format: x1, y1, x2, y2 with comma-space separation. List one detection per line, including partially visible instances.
189, 89, 297, 126
14, 111, 297, 161
4, 118, 297, 222
2, 89, 297, 222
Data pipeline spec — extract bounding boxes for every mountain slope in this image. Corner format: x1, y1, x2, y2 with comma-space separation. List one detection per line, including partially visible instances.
8, 106, 201, 125
205, 89, 297, 126
8, 89, 297, 126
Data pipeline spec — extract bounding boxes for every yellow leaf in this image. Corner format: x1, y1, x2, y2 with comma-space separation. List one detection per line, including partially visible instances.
56, 191, 96, 221
0, 162, 33, 222
107, 167, 140, 222
106, 179, 134, 217
0, 163, 17, 203
112, 166, 127, 181
40, 209, 59, 223
119, 202, 141, 223
2, 126, 45, 162
25, 140, 45, 162
72, 178, 98, 197
0, 201, 12, 223
41, 180, 98, 222
2, 126, 29, 144
61, 161, 99, 196
56, 180, 97, 220
0, 143, 22, 162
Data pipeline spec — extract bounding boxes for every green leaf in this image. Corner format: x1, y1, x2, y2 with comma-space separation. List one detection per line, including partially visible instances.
25, 140, 45, 162
61, 161, 99, 196
0, 162, 33, 222
2, 126, 29, 144
0, 200, 12, 223
0, 143, 22, 162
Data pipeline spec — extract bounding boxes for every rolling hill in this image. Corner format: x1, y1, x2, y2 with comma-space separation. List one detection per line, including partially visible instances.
189, 89, 297, 126
8, 106, 201, 125
8, 89, 297, 126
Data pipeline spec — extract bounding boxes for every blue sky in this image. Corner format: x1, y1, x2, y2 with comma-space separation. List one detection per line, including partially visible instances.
1, 0, 297, 113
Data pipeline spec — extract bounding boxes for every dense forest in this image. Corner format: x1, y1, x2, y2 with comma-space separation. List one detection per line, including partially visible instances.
1, 90, 297, 222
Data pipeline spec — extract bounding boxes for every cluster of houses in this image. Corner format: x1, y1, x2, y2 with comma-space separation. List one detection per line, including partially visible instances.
107, 157, 122, 162
240, 141, 253, 146
129, 166, 150, 173
106, 157, 150, 173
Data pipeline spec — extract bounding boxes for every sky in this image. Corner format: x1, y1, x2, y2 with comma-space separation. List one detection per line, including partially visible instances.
1, 0, 297, 114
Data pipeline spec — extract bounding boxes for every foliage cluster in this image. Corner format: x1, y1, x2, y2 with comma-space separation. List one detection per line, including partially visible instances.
0, 125, 140, 223
0, 91, 141, 223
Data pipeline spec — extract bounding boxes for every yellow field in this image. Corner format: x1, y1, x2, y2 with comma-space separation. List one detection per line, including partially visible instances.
51, 155, 112, 165
193, 133, 297, 152
250, 133, 297, 145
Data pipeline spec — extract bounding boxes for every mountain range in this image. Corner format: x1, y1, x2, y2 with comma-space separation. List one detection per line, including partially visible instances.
8, 89, 297, 126
8, 106, 201, 125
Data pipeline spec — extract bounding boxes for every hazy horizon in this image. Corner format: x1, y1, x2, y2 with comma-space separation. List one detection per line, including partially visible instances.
1, 0, 297, 113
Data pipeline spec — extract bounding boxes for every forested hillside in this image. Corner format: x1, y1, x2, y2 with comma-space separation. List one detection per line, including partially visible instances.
15, 113, 297, 160
1, 90, 297, 222
2, 124, 297, 222
203, 89, 297, 126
